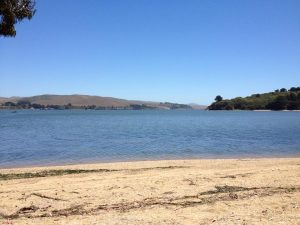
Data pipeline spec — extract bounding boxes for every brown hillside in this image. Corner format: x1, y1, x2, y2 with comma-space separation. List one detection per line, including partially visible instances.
19, 95, 132, 107
0, 95, 204, 109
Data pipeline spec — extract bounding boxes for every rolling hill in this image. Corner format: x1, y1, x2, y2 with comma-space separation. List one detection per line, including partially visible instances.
0, 94, 203, 110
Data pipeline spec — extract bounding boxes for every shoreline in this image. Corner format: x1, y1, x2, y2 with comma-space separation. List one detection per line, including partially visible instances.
1, 154, 300, 170
1, 108, 300, 111
1, 158, 299, 224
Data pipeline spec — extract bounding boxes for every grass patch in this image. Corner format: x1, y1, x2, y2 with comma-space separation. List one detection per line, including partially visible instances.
199, 185, 259, 195
0, 169, 116, 181
0, 166, 187, 181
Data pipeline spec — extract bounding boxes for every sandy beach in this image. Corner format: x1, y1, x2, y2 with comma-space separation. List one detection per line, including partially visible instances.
0, 158, 299, 225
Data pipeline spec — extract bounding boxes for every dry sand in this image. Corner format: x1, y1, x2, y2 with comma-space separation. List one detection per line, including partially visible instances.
0, 158, 299, 225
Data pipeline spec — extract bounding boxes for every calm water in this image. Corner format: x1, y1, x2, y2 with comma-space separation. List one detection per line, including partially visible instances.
0, 110, 300, 168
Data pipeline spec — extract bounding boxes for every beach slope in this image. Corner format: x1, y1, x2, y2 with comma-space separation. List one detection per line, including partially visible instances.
0, 158, 299, 224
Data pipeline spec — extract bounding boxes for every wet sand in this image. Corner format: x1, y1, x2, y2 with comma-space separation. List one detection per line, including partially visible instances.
0, 158, 300, 224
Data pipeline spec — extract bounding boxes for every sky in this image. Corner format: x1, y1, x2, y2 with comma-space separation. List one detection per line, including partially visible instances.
0, 0, 299, 105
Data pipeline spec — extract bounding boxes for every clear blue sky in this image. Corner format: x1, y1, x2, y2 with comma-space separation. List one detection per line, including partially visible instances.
0, 0, 299, 105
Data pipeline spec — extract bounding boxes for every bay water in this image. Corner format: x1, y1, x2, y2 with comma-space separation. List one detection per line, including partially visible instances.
0, 110, 299, 168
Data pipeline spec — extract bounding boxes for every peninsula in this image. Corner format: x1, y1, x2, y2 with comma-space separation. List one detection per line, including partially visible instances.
208, 87, 300, 110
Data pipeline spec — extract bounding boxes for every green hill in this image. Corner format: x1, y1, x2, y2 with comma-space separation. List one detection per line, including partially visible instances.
208, 87, 300, 110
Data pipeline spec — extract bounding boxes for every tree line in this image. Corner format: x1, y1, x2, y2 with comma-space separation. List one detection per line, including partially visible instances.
0, 101, 192, 110
208, 87, 300, 110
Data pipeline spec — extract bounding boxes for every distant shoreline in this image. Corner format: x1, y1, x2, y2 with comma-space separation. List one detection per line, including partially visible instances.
0, 94, 206, 110
0, 108, 199, 111
2, 108, 300, 112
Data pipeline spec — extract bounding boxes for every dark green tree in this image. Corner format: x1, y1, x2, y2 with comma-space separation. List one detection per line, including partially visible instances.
289, 87, 300, 92
31, 103, 45, 109
17, 100, 31, 108
4, 101, 16, 107
0, 0, 35, 37
224, 104, 233, 110
266, 96, 288, 110
288, 92, 297, 101
287, 102, 300, 110
215, 95, 223, 102
280, 88, 287, 92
